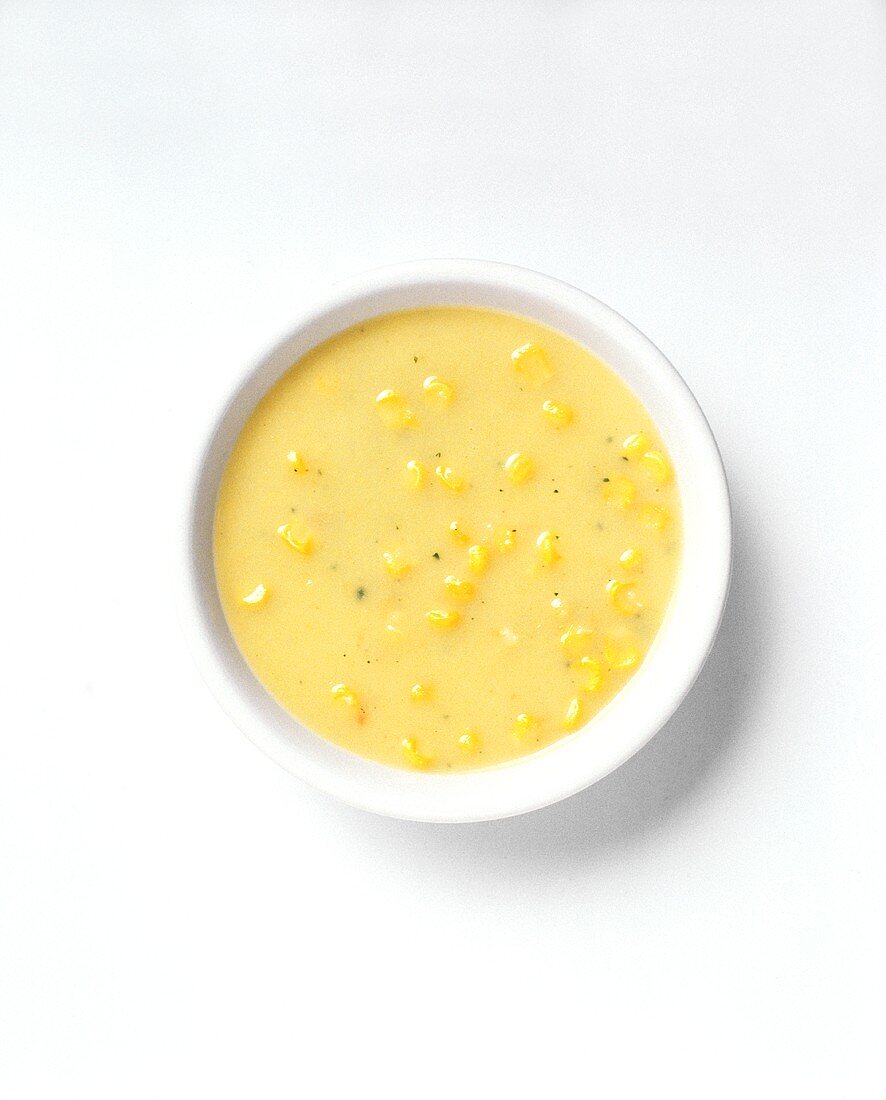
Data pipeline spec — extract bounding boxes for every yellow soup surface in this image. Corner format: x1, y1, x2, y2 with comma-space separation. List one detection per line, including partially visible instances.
214, 307, 681, 771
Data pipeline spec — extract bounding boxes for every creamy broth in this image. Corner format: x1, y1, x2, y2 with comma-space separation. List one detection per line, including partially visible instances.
214, 307, 681, 771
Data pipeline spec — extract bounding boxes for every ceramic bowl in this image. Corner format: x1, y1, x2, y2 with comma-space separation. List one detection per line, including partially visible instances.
180, 260, 731, 821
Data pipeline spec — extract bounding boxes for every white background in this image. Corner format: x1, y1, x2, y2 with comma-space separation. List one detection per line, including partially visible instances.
1, 2, 883, 1096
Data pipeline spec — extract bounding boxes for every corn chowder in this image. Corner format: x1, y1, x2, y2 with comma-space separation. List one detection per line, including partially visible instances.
214, 307, 681, 771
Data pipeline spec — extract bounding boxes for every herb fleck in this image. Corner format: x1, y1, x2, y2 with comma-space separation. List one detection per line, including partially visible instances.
602, 477, 610, 483
432, 551, 440, 560
356, 587, 366, 600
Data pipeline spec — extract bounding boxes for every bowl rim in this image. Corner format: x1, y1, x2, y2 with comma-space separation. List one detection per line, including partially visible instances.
179, 258, 732, 822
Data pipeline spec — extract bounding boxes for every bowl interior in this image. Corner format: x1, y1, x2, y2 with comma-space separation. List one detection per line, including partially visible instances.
182, 261, 731, 821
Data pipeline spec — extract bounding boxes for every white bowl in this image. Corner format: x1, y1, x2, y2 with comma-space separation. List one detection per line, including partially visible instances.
180, 260, 731, 822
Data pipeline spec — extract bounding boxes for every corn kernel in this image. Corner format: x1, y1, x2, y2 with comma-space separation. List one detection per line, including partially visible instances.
467, 544, 489, 573
458, 730, 480, 753
623, 432, 650, 456
422, 375, 455, 403
580, 656, 604, 692
504, 452, 534, 484
375, 388, 418, 429
242, 583, 268, 605
606, 578, 644, 616
536, 530, 560, 565
619, 547, 643, 570
560, 624, 596, 656
638, 503, 670, 530
435, 464, 466, 492
604, 634, 642, 670
286, 450, 306, 472
602, 476, 636, 509
448, 520, 470, 544
385, 611, 405, 639
511, 342, 553, 386
405, 459, 427, 488
497, 528, 518, 552
277, 522, 314, 555
426, 608, 461, 629
562, 697, 583, 730
444, 575, 475, 601
541, 399, 573, 427
640, 450, 671, 484
331, 682, 360, 708
382, 550, 412, 578
514, 713, 538, 740
401, 737, 432, 769
410, 682, 432, 702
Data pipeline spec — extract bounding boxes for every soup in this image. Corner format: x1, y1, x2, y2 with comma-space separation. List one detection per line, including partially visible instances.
214, 307, 681, 771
